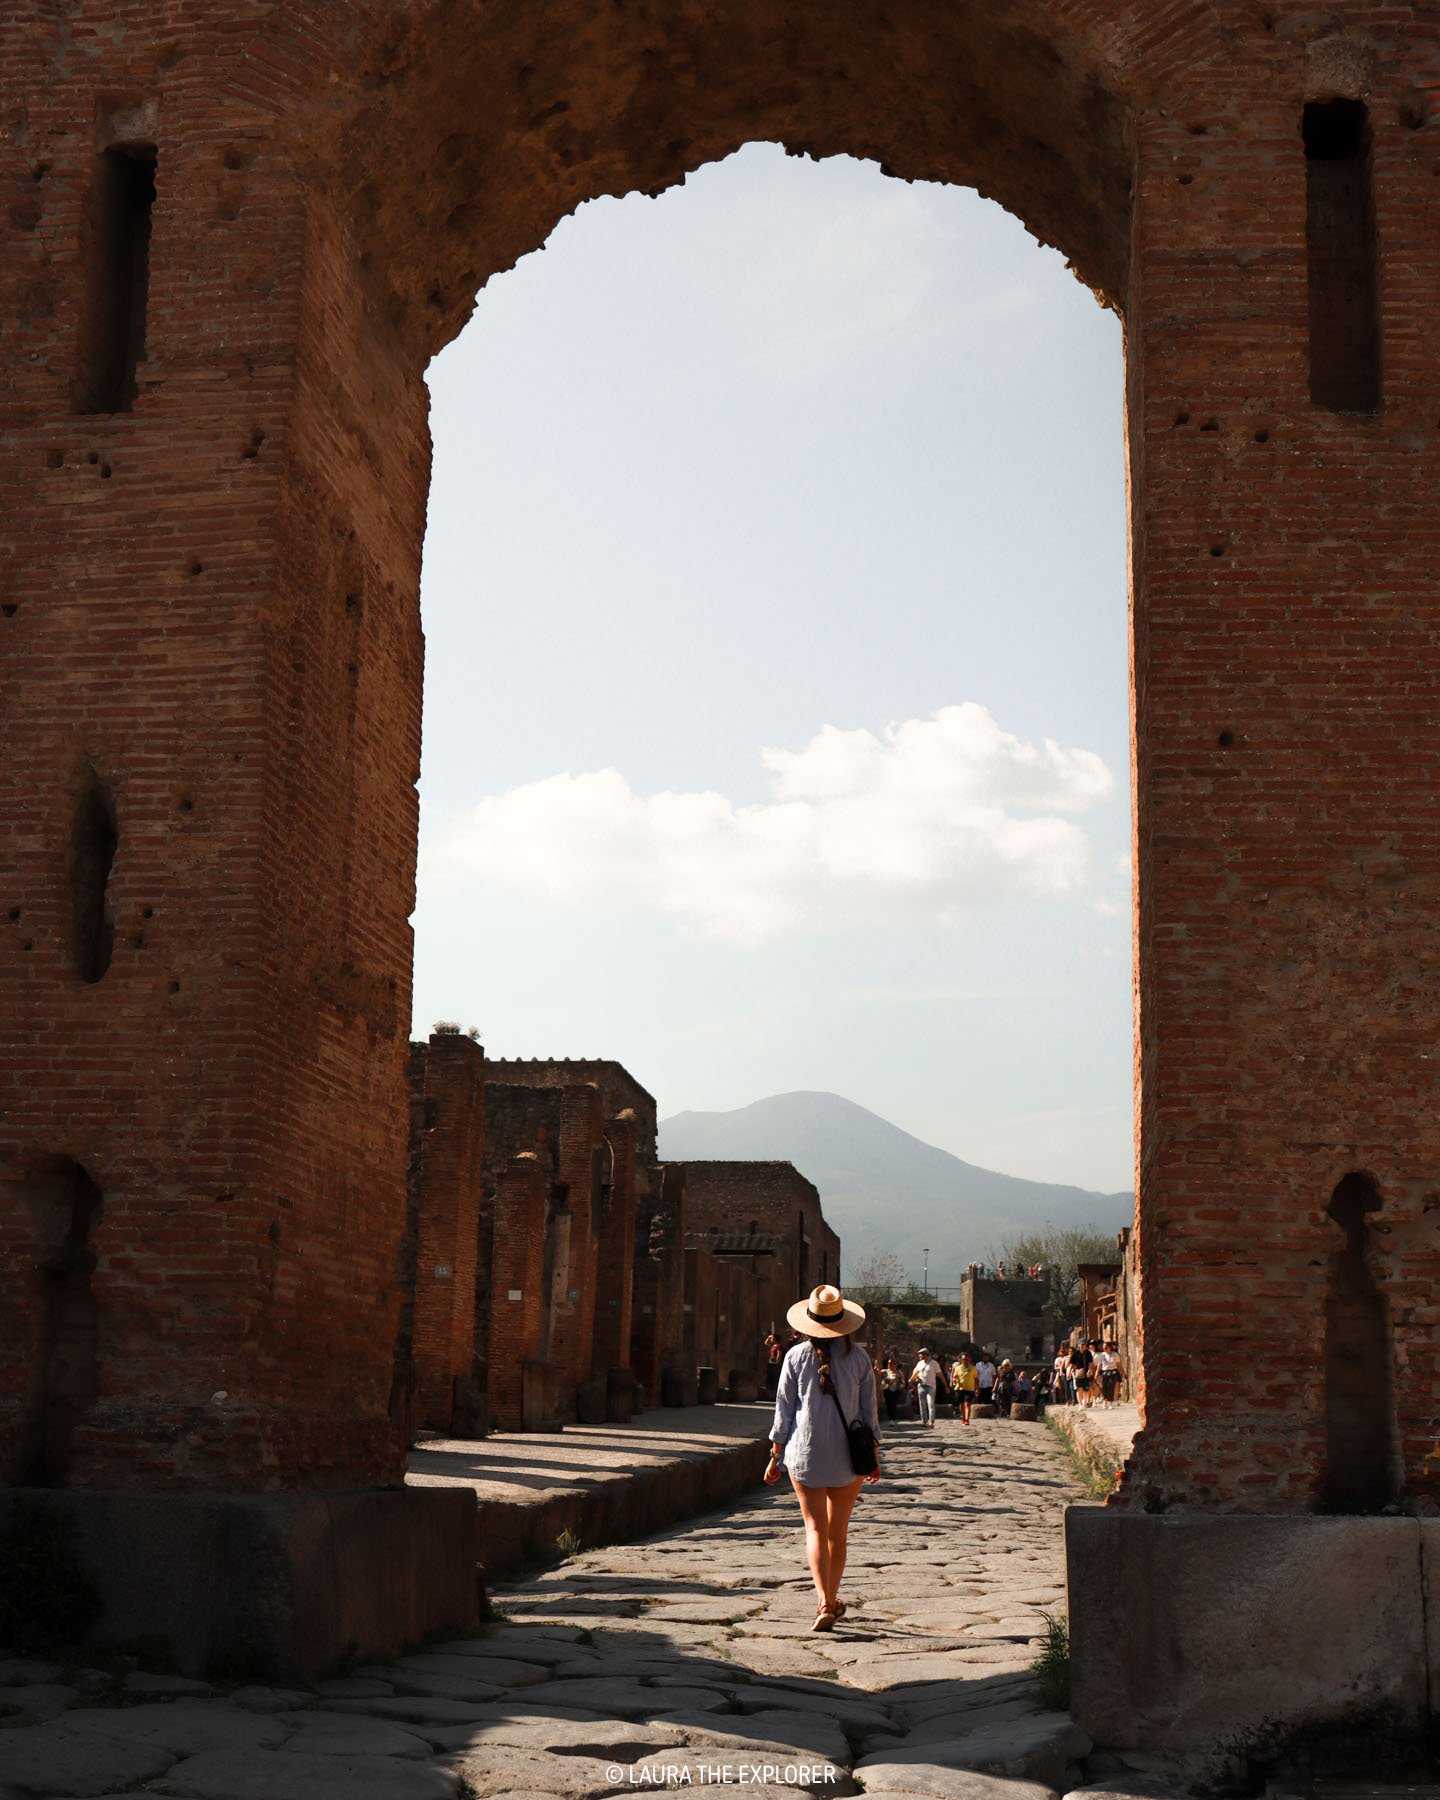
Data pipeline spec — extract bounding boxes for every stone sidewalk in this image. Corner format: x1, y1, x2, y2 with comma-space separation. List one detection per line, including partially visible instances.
0, 1414, 1178, 1799
407, 1403, 775, 1577
1046, 1404, 1139, 1471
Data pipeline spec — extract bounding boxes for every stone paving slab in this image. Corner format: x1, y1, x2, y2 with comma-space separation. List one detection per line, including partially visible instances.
0, 1725, 177, 1796
0, 1685, 80, 1723
364, 1668, 508, 1702
424, 1711, 686, 1754
655, 1707, 850, 1762
45, 1702, 289, 1756
857, 1714, 1091, 1789
274, 1710, 435, 1756
861, 1782, 1058, 1800
150, 1748, 460, 1799
391, 1651, 553, 1686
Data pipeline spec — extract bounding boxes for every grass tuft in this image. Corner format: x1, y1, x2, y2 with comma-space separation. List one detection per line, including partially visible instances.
1028, 1610, 1070, 1712
1044, 1413, 1121, 1501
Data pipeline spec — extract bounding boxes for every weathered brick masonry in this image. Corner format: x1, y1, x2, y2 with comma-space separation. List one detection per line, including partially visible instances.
683, 1160, 841, 1369
4, 0, 1440, 1530
399, 1032, 486, 1437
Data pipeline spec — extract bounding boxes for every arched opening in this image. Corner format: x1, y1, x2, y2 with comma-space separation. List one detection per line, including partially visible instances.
1322, 1170, 1395, 1512
417, 142, 1128, 1117
69, 770, 117, 986
14, 1157, 104, 1488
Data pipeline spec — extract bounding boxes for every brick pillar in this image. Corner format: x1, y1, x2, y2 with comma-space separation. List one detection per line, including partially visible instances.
682, 1248, 702, 1374
486, 1152, 547, 1432
651, 1164, 689, 1400
406, 1033, 484, 1434
630, 1163, 684, 1399
0, 100, 426, 1489
1121, 78, 1440, 1512
591, 1112, 636, 1377
541, 1085, 603, 1416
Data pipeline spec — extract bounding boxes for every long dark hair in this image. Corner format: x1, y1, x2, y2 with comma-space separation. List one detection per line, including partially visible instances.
807, 1332, 856, 1395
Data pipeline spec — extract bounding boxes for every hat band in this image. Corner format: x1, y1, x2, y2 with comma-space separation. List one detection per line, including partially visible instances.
807, 1301, 844, 1324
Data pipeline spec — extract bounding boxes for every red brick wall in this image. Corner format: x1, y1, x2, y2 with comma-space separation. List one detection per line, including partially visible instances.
480, 1074, 614, 1419
405, 1033, 484, 1434
682, 1250, 761, 1389
1117, 35, 1440, 1511
682, 1163, 839, 1313
486, 1062, 656, 1160
0, 11, 426, 1488
6, 0, 1440, 1512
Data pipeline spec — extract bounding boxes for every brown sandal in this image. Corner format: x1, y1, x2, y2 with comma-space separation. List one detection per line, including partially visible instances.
811, 1607, 836, 1633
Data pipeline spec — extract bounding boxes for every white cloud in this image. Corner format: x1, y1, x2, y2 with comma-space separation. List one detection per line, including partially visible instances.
431, 703, 1115, 945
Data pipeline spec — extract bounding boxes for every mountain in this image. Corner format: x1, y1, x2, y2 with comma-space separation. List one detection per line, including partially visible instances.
657, 1090, 1133, 1284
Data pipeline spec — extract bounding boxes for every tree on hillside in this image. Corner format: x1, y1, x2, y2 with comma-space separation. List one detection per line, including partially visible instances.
991, 1222, 1122, 1331
846, 1250, 907, 1304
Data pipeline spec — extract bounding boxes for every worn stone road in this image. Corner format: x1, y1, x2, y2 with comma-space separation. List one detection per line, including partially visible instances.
0, 1415, 1119, 1800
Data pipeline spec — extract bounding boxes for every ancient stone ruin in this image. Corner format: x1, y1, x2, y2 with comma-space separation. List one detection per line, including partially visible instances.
4, 0, 1440, 1764
398, 1039, 839, 1435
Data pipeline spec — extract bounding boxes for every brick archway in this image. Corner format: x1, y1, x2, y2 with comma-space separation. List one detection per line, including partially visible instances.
309, 0, 1133, 358
4, 1, 1440, 1545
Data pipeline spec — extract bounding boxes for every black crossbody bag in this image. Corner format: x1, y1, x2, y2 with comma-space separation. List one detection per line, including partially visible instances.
829, 1379, 878, 1476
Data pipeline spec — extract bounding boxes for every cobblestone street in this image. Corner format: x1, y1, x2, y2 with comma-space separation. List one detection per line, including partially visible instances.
0, 1416, 1102, 1799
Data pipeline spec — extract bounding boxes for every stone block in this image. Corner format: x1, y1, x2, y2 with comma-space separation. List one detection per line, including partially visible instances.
575, 1380, 606, 1425
1067, 1509, 1427, 1763
661, 1368, 698, 1407
521, 1361, 564, 1432
697, 1366, 720, 1405
1011, 1404, 1038, 1421
972, 1404, 998, 1419
728, 1370, 760, 1403
1422, 1515, 1440, 1716
0, 1486, 480, 1684
605, 1367, 636, 1423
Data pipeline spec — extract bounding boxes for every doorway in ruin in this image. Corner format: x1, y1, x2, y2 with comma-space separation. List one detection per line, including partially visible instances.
410, 143, 1132, 1331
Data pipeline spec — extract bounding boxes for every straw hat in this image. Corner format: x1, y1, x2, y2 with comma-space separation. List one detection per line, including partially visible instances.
785, 1283, 866, 1339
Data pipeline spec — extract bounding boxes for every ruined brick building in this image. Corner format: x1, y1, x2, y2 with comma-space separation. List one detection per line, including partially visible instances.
960, 1267, 1051, 1364
5, 0, 1440, 1761
398, 1036, 837, 1435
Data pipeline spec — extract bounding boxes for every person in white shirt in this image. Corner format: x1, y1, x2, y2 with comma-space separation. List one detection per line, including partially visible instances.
1096, 1341, 1125, 1407
909, 1348, 942, 1429
975, 1353, 997, 1409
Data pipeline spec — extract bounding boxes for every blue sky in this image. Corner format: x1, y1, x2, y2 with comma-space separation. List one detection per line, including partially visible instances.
412, 144, 1132, 1192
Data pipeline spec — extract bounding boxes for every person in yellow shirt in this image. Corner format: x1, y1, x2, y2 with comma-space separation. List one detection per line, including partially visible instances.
951, 1351, 979, 1425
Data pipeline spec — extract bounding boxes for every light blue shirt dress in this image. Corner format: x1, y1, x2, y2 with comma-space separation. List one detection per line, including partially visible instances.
770, 1339, 881, 1487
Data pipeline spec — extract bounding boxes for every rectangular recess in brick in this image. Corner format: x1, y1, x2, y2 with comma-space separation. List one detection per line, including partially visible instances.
73, 143, 157, 414
69, 773, 117, 984
1304, 98, 1380, 413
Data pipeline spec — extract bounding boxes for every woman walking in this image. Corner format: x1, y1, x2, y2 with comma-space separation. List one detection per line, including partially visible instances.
951, 1350, 978, 1425
764, 1283, 881, 1632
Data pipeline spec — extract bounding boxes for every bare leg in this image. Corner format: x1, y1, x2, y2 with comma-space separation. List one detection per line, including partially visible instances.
792, 1479, 833, 1613
822, 1479, 864, 1610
